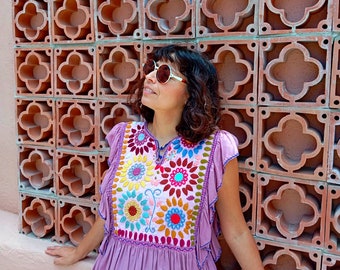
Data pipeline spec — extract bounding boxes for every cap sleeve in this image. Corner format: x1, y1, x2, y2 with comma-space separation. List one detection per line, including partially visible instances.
196, 130, 239, 267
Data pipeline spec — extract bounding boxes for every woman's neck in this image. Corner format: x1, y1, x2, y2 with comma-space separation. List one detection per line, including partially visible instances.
148, 115, 179, 147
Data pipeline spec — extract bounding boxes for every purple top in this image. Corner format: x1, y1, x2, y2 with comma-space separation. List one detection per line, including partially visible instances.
93, 122, 239, 270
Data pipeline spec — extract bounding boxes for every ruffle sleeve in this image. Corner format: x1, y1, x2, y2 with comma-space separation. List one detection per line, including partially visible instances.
98, 122, 127, 255
196, 130, 239, 268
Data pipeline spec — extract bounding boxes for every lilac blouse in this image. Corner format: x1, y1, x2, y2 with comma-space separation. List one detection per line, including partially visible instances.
93, 121, 239, 270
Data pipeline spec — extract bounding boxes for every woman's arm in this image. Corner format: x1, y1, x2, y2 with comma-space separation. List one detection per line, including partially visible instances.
45, 217, 105, 265
216, 158, 264, 270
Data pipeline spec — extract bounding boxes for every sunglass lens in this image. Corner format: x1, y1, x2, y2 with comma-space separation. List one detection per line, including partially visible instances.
143, 59, 155, 75
157, 65, 170, 83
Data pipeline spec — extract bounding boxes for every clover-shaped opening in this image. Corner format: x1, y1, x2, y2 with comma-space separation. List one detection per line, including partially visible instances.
264, 185, 318, 238
99, 0, 136, 34
147, 0, 188, 33
18, 52, 49, 93
214, 48, 250, 95
55, 0, 90, 38
59, 53, 92, 93
60, 106, 93, 146
16, 2, 47, 41
62, 208, 94, 244
18, 103, 52, 141
21, 151, 52, 189
23, 199, 54, 238
269, 0, 320, 24
264, 114, 320, 171
101, 50, 137, 92
268, 49, 319, 97
60, 158, 93, 196
203, 0, 248, 28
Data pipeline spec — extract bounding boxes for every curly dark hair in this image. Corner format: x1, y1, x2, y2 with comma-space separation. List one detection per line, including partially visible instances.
129, 45, 221, 143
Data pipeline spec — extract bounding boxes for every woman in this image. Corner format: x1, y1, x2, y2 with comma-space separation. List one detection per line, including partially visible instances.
46, 45, 264, 270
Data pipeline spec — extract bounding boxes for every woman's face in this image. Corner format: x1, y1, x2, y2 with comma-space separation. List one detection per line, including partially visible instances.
141, 59, 188, 115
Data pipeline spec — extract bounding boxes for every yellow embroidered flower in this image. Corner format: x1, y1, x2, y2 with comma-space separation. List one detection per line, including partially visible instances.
120, 155, 154, 191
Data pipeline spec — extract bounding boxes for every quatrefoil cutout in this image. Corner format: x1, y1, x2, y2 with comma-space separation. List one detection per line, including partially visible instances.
55, 0, 90, 39
264, 183, 318, 238
98, 0, 137, 34
62, 207, 94, 244
21, 150, 53, 189
202, 0, 250, 30
18, 103, 52, 141
101, 49, 138, 93
213, 45, 251, 97
60, 105, 93, 146
60, 157, 94, 196
146, 0, 190, 33
267, 0, 323, 26
264, 114, 321, 172
264, 249, 310, 269
16, 1, 47, 41
18, 52, 50, 93
266, 43, 322, 102
59, 52, 92, 93
23, 199, 54, 238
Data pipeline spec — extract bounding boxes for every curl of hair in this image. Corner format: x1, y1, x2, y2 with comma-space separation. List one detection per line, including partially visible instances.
129, 45, 220, 143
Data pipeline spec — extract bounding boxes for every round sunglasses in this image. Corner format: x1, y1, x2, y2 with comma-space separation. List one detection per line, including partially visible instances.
143, 59, 187, 84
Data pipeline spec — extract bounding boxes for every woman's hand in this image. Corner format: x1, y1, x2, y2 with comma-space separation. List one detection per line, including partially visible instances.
45, 245, 81, 265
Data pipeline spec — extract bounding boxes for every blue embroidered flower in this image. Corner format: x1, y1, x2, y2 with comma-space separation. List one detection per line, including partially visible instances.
165, 207, 186, 230
128, 163, 146, 181
117, 190, 150, 232
173, 138, 204, 158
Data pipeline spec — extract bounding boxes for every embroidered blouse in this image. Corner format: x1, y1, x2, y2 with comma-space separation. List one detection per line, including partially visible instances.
93, 121, 239, 270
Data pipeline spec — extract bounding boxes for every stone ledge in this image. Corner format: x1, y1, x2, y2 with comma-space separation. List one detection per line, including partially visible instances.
0, 209, 96, 270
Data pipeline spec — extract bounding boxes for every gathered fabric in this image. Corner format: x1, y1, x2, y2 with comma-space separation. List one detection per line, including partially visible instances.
93, 121, 239, 270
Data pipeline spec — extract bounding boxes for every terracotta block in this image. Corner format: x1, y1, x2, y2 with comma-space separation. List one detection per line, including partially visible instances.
17, 98, 55, 146
334, 0, 340, 32
328, 112, 340, 183
51, 0, 94, 43
259, 0, 332, 35
322, 253, 340, 269
98, 100, 140, 150
220, 105, 257, 171
19, 193, 57, 239
13, 0, 50, 44
96, 0, 140, 40
257, 174, 327, 248
18, 145, 54, 192
54, 47, 96, 98
55, 151, 97, 200
257, 238, 322, 269
257, 107, 329, 180
141, 0, 195, 39
97, 43, 141, 97
56, 99, 97, 150
324, 184, 340, 255
53, 200, 96, 246
198, 0, 258, 37
330, 37, 340, 108
198, 40, 258, 105
258, 36, 331, 107
15, 48, 53, 97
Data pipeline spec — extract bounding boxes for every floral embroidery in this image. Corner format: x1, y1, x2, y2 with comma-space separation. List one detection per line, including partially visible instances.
127, 124, 154, 155
117, 190, 150, 232
120, 155, 154, 191
173, 138, 204, 158
155, 197, 194, 247
160, 158, 199, 198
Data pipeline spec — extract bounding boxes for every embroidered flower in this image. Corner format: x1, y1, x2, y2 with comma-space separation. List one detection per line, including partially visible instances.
127, 125, 154, 155
120, 155, 154, 190
117, 190, 150, 231
155, 197, 194, 246
173, 138, 204, 158
160, 158, 199, 198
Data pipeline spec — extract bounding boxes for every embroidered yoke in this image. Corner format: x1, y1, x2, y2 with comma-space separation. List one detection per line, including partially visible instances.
93, 121, 239, 270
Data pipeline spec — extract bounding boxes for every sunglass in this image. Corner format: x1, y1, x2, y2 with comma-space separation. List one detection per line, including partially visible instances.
143, 59, 187, 84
